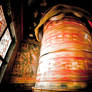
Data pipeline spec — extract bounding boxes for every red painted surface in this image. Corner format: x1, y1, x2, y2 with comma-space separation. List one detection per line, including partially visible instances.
36, 19, 92, 89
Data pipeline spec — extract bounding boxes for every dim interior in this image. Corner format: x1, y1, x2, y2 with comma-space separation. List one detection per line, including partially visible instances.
0, 0, 92, 92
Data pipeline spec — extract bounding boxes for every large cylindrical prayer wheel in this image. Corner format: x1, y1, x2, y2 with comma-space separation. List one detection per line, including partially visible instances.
33, 4, 92, 91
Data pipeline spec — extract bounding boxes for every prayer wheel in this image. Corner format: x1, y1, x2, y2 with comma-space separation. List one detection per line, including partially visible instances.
33, 4, 92, 91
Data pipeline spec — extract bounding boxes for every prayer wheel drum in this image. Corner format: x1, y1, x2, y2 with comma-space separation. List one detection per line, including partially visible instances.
33, 4, 92, 91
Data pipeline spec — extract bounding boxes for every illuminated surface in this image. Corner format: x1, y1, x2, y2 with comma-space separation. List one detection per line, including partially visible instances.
0, 60, 2, 67
0, 5, 7, 37
0, 28, 12, 59
35, 20, 92, 90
